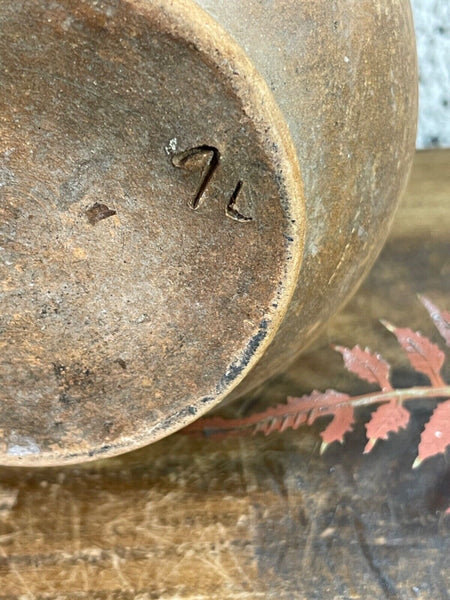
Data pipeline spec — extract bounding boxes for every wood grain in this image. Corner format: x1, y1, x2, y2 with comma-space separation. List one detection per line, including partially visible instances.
0, 150, 448, 599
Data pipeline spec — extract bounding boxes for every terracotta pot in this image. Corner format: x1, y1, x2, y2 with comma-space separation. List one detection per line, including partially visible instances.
0, 0, 417, 465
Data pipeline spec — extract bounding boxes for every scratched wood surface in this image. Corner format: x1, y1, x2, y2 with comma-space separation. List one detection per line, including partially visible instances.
0, 150, 449, 599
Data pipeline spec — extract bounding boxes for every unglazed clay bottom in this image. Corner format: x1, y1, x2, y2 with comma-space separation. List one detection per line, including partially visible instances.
0, 0, 417, 465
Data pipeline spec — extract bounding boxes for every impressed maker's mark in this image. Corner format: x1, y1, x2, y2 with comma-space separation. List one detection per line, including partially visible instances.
169, 144, 253, 222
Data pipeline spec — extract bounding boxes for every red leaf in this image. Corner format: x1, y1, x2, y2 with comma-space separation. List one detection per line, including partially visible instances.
301, 391, 349, 426
382, 321, 445, 386
419, 296, 450, 347
305, 391, 354, 452
364, 400, 411, 453
186, 389, 352, 438
334, 345, 392, 390
289, 389, 350, 417
319, 406, 355, 453
413, 399, 450, 468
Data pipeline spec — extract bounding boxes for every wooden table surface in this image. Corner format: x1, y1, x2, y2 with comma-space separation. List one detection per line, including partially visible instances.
0, 150, 449, 599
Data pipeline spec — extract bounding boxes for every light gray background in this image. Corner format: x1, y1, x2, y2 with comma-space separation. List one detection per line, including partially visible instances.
411, 0, 449, 148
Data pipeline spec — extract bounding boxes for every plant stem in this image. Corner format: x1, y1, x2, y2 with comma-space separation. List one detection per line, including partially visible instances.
185, 385, 450, 436
339, 385, 450, 410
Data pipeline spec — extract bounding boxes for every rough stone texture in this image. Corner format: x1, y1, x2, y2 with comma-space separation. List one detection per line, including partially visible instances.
411, 0, 450, 148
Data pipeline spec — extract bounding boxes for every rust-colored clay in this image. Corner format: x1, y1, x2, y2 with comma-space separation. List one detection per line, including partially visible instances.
0, 0, 417, 465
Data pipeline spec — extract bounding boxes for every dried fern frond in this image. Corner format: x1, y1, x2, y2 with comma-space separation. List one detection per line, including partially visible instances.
184, 297, 450, 470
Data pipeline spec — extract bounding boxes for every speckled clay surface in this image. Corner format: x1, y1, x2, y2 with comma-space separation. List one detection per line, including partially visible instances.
198, 0, 418, 398
0, 0, 417, 464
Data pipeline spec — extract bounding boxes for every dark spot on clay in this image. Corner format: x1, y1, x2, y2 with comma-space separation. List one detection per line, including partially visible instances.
86, 202, 116, 225
88, 444, 112, 457
218, 319, 269, 390
52, 363, 66, 379
103, 421, 114, 434
201, 396, 214, 404
115, 358, 127, 370
40, 303, 59, 318
188, 406, 197, 415
59, 392, 76, 406
284, 235, 294, 242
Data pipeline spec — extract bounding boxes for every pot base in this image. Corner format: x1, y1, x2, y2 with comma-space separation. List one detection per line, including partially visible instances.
0, 0, 304, 464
